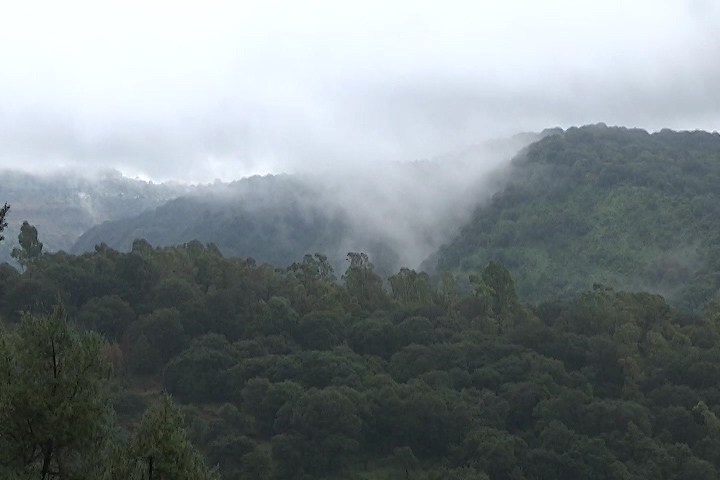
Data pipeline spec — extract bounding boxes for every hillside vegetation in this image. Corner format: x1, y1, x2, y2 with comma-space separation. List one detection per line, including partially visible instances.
430, 124, 720, 311
70, 135, 532, 276
0, 169, 191, 263
7, 125, 720, 478
3, 238, 720, 478
71, 175, 359, 273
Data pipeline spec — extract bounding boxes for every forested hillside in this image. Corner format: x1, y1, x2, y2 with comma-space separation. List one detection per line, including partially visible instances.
0, 169, 191, 263
4, 235, 720, 479
71, 135, 532, 275
429, 124, 720, 311
71, 175, 360, 273
67, 125, 720, 312
7, 125, 720, 479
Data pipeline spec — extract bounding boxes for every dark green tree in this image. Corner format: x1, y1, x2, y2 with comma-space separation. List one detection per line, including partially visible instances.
241, 379, 304, 437
0, 203, 9, 242
393, 446, 419, 480
482, 261, 519, 312
468, 261, 523, 333
296, 311, 347, 351
247, 296, 298, 338
238, 447, 272, 480
271, 433, 305, 478
164, 341, 235, 403
388, 268, 434, 307
342, 252, 388, 312
77, 295, 136, 342
11, 221, 43, 270
0, 305, 112, 479
468, 273, 495, 317
114, 394, 219, 480
274, 387, 363, 474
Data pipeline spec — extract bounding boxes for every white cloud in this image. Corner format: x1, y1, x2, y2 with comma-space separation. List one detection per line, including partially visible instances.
0, 0, 718, 182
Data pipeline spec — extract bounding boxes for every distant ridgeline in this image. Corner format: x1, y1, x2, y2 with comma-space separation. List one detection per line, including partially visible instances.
9, 126, 720, 477
68, 134, 540, 279
0, 169, 190, 264
7, 124, 720, 311
70, 174, 402, 277
428, 124, 720, 311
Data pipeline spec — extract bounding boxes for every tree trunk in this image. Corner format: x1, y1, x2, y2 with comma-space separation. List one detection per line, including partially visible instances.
40, 443, 52, 480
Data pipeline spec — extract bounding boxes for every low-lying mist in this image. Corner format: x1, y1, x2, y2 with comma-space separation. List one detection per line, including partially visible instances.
165, 132, 541, 273
298, 134, 538, 270
3, 131, 539, 275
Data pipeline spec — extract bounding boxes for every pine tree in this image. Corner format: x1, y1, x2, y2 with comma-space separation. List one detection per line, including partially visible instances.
111, 394, 219, 480
0, 203, 9, 242
11, 221, 43, 270
0, 305, 113, 478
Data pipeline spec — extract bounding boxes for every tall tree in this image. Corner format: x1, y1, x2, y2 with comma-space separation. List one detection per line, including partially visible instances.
393, 446, 419, 480
0, 305, 112, 479
0, 203, 9, 242
113, 394, 219, 480
11, 221, 43, 269
481, 261, 519, 311
342, 252, 387, 311
389, 268, 434, 307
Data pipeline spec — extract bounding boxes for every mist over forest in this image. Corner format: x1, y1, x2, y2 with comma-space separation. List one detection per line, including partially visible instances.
0, 132, 535, 274
4, 1, 720, 479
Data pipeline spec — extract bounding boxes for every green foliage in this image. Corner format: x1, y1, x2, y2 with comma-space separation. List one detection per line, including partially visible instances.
9, 125, 720, 480
389, 268, 434, 308
11, 221, 43, 270
343, 252, 389, 313
270, 433, 305, 478
274, 387, 363, 474
296, 311, 347, 351
127, 334, 162, 375
8, 233, 720, 479
77, 294, 136, 342
0, 202, 9, 243
164, 336, 235, 403
71, 176, 384, 275
0, 305, 112, 478
392, 446, 419, 479
248, 297, 299, 338
432, 125, 720, 311
0, 170, 190, 264
237, 446, 271, 480
112, 394, 219, 480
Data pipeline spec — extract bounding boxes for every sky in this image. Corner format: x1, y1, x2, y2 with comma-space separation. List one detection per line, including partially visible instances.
1, 0, 719, 183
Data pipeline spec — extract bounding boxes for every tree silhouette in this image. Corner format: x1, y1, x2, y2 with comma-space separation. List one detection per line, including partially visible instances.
0, 203, 9, 242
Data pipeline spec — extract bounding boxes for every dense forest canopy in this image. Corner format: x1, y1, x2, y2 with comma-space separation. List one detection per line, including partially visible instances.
5, 125, 720, 479
71, 175, 361, 274
430, 124, 720, 311
70, 134, 535, 276
34, 124, 720, 312
0, 169, 192, 264
3, 233, 720, 479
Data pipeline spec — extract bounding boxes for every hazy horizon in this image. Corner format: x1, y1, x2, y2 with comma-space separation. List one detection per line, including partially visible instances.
2, 0, 720, 183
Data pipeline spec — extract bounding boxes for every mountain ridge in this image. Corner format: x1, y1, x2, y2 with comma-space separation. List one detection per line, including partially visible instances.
428, 123, 720, 310
69, 135, 535, 274
0, 168, 195, 263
